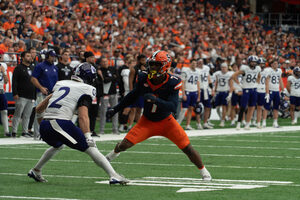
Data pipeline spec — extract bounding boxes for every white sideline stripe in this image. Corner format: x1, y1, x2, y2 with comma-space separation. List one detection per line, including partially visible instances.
1, 157, 300, 171
195, 138, 300, 144
144, 177, 293, 184
131, 143, 300, 151
2, 146, 300, 159
0, 196, 84, 200
0, 172, 106, 180
1, 126, 300, 145
50, 120, 77, 145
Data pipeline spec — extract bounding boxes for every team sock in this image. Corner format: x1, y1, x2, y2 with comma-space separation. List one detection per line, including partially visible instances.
85, 147, 118, 177
34, 145, 64, 171
1, 110, 9, 133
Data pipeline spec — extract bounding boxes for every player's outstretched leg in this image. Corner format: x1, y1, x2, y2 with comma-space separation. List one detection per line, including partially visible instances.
28, 145, 64, 182
106, 139, 134, 162
181, 144, 212, 181
85, 146, 129, 185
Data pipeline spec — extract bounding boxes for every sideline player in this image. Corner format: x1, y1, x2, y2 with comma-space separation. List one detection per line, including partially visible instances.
287, 66, 300, 124
0, 53, 9, 136
232, 55, 261, 130
230, 63, 242, 126
27, 63, 128, 185
256, 57, 268, 128
262, 60, 284, 128
213, 62, 234, 127
105, 51, 212, 180
198, 59, 214, 129
177, 59, 201, 130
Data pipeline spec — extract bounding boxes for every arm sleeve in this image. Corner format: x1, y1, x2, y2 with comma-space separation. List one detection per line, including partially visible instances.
155, 89, 179, 114
113, 88, 140, 112
77, 95, 92, 109
32, 64, 42, 79
12, 67, 19, 96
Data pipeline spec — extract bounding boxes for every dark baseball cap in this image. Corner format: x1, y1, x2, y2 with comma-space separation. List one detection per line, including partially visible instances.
84, 51, 94, 59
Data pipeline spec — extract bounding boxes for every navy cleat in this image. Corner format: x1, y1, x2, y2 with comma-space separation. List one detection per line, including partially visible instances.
28, 169, 48, 182
109, 174, 129, 185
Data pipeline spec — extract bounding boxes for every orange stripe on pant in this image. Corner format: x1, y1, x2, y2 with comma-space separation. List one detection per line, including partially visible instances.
125, 114, 190, 149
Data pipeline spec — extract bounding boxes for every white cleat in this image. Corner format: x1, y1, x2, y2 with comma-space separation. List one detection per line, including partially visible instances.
203, 123, 213, 129
109, 174, 129, 185
236, 122, 241, 130
244, 125, 250, 130
262, 123, 266, 128
219, 121, 225, 127
185, 125, 195, 130
292, 120, 297, 125
28, 169, 47, 182
207, 121, 214, 127
197, 123, 203, 130
200, 167, 212, 181
273, 124, 280, 128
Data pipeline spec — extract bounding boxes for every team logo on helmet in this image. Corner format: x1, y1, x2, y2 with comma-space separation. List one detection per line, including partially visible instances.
72, 62, 97, 85
147, 50, 172, 79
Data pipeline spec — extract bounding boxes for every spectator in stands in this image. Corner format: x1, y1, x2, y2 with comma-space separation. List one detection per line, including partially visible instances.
0, 49, 9, 137
31, 49, 58, 139
11, 51, 36, 138
56, 49, 72, 80
99, 56, 119, 135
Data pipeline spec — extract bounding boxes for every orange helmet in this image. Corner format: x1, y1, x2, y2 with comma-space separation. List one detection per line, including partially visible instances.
147, 50, 172, 79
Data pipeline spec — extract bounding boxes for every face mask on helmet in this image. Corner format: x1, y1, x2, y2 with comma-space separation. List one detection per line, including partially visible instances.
147, 50, 171, 79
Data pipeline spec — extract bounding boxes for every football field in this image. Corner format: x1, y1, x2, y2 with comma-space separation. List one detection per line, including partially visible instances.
1, 125, 300, 200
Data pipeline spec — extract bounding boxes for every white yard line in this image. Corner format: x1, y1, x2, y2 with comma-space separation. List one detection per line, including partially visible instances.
0, 157, 299, 171
1, 126, 300, 146
0, 196, 87, 200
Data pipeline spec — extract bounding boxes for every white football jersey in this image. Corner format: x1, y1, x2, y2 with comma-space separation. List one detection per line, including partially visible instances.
199, 65, 210, 89
233, 74, 243, 93
240, 65, 261, 89
214, 71, 233, 92
121, 68, 130, 95
266, 68, 282, 92
44, 80, 96, 120
257, 68, 269, 93
181, 67, 200, 92
288, 75, 300, 97
0, 62, 7, 90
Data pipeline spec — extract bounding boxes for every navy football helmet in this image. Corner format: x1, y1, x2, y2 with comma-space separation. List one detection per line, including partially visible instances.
194, 102, 204, 115
293, 66, 300, 78
72, 62, 97, 85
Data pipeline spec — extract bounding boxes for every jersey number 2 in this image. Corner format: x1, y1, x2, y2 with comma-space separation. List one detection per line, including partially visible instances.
49, 87, 70, 108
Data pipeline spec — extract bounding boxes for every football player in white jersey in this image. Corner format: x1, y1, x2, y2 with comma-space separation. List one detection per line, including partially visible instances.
0, 54, 9, 136
256, 57, 268, 128
197, 59, 214, 129
177, 59, 201, 130
230, 63, 243, 126
232, 55, 261, 130
287, 66, 300, 124
262, 60, 284, 128
28, 63, 128, 185
213, 62, 234, 127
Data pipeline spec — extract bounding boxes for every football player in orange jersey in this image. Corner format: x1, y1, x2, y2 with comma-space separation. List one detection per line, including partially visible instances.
106, 50, 212, 180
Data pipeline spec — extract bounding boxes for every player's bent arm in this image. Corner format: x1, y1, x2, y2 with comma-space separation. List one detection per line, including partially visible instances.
129, 67, 135, 91
229, 78, 234, 93
265, 76, 270, 94
214, 78, 218, 93
279, 77, 284, 92
256, 73, 261, 84
232, 70, 244, 84
36, 94, 53, 124
197, 81, 201, 100
78, 105, 90, 134
155, 90, 179, 113
114, 88, 140, 113
286, 81, 291, 93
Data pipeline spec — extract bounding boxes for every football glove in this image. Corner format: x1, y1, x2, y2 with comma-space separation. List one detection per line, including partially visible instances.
84, 132, 96, 147
144, 93, 157, 103
226, 92, 232, 103
265, 93, 270, 103
106, 108, 116, 119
